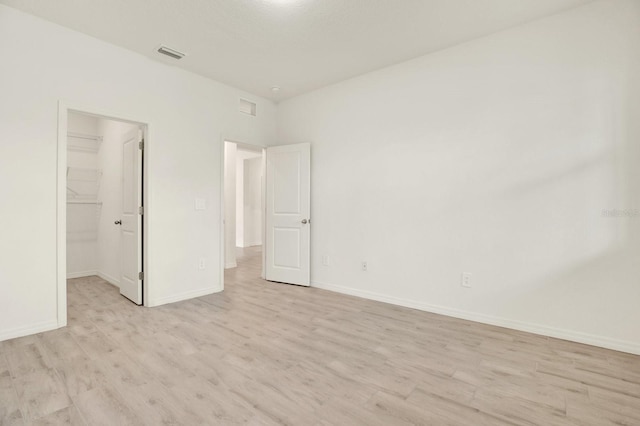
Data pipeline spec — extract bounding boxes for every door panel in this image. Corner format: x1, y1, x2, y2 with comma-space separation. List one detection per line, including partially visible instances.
273, 227, 301, 268
265, 143, 310, 286
273, 152, 301, 214
119, 128, 142, 304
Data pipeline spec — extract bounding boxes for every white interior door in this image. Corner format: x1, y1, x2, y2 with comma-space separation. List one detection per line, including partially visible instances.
119, 128, 143, 304
265, 143, 310, 286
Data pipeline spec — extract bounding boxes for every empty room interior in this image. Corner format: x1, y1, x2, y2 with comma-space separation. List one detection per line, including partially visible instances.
0, 0, 639, 425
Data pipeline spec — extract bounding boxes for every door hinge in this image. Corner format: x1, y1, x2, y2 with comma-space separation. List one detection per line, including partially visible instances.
139, 206, 144, 215
138, 271, 144, 280
139, 139, 144, 150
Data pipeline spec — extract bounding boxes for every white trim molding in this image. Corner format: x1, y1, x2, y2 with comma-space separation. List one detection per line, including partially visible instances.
0, 320, 59, 343
57, 101, 68, 328
311, 280, 640, 356
97, 271, 120, 288
67, 270, 98, 279
147, 286, 222, 307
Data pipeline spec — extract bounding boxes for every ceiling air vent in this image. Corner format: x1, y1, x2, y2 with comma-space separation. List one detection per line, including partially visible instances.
157, 45, 185, 60
239, 99, 257, 116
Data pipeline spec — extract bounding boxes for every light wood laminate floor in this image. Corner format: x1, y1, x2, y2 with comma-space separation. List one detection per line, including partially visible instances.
1, 246, 640, 425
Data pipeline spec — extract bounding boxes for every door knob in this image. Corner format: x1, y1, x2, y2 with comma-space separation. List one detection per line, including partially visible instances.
114, 220, 122, 225
301, 219, 308, 224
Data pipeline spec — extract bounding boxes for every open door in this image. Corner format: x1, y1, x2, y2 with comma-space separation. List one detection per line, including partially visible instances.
265, 143, 311, 286
119, 128, 143, 304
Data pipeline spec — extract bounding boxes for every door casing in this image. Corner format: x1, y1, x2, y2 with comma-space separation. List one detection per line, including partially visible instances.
264, 143, 311, 286
56, 101, 149, 327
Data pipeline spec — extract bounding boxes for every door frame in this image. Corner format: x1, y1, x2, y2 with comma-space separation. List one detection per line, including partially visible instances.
219, 138, 266, 290
263, 143, 312, 286
56, 101, 150, 327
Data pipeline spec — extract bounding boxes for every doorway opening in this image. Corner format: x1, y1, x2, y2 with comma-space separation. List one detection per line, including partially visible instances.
223, 141, 265, 280
62, 109, 146, 321
221, 141, 311, 289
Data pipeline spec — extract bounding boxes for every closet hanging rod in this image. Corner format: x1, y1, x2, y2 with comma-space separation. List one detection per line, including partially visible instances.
66, 201, 103, 205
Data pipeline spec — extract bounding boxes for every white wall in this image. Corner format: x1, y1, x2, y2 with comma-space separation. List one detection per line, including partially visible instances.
235, 154, 245, 248
224, 142, 237, 268
277, 0, 640, 354
66, 113, 100, 277
0, 4, 276, 341
243, 157, 263, 247
234, 148, 263, 248
68, 113, 101, 136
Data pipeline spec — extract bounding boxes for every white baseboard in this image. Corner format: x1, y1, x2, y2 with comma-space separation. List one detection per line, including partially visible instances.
237, 241, 262, 248
147, 286, 221, 307
225, 261, 237, 269
97, 271, 120, 288
0, 319, 59, 343
240, 241, 262, 247
311, 280, 640, 356
67, 270, 97, 279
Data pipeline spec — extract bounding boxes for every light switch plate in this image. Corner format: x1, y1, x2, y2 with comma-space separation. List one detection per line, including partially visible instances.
195, 198, 206, 210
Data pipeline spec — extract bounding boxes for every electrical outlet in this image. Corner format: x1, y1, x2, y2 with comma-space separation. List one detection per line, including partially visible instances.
461, 272, 472, 288
322, 255, 330, 266
195, 198, 206, 210
362, 261, 368, 272
199, 258, 206, 270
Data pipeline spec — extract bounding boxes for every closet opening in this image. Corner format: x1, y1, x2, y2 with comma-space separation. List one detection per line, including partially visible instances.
62, 109, 146, 321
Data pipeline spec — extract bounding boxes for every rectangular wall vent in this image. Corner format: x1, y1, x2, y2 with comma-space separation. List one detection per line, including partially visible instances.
157, 45, 185, 60
239, 99, 257, 116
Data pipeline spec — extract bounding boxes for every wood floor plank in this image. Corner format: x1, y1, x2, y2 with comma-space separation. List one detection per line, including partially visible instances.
38, 330, 86, 365
469, 388, 574, 426
5, 341, 52, 378
0, 369, 25, 425
364, 390, 477, 426
406, 371, 477, 405
95, 349, 150, 392
565, 397, 640, 426
53, 354, 109, 398
73, 330, 119, 360
536, 360, 640, 397
29, 405, 86, 426
72, 385, 141, 426
405, 387, 515, 426
12, 368, 71, 422
585, 386, 640, 421
167, 376, 258, 424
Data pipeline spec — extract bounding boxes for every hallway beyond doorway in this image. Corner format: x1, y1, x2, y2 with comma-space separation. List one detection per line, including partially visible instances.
226, 245, 262, 284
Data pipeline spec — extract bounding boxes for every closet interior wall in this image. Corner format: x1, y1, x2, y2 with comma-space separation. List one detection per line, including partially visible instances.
66, 112, 138, 287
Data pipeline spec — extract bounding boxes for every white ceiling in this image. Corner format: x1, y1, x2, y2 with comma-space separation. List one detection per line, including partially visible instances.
1, 0, 593, 101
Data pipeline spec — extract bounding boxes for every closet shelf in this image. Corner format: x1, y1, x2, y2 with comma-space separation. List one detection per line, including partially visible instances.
68, 132, 103, 153
67, 167, 102, 202
67, 200, 103, 205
